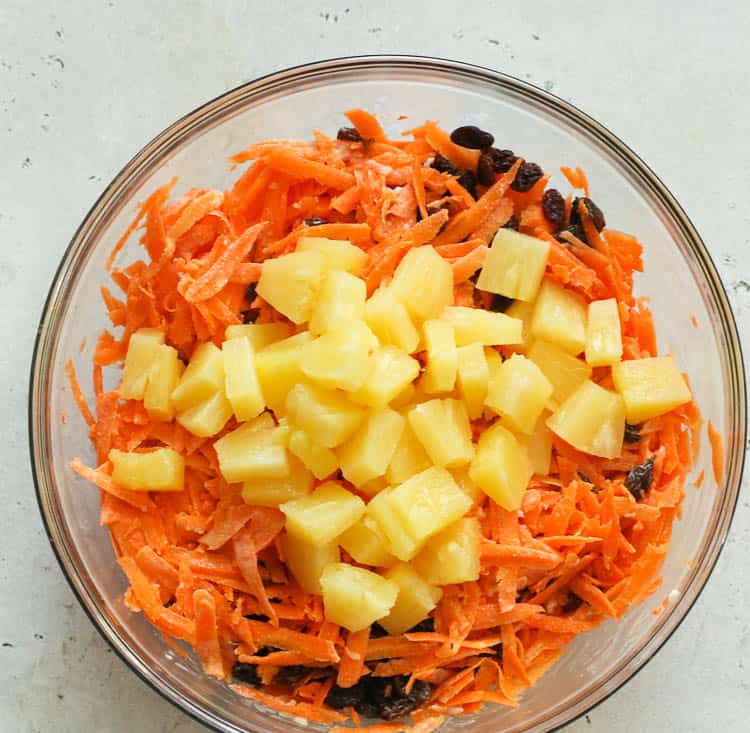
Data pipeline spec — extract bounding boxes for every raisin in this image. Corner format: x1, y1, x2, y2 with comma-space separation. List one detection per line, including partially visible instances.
625, 457, 655, 500
624, 423, 641, 444
562, 593, 584, 613
490, 294, 514, 313
232, 663, 261, 686
369, 676, 431, 721
304, 216, 329, 226
243, 613, 270, 622
485, 147, 518, 173
449, 125, 495, 150
541, 188, 565, 227
429, 154, 459, 176
245, 282, 257, 304
325, 680, 369, 710
274, 665, 316, 686
242, 308, 259, 324
556, 223, 588, 245
577, 471, 592, 484
337, 126, 362, 142
511, 162, 544, 192
407, 617, 435, 633
457, 170, 477, 198
503, 215, 519, 231
369, 623, 389, 638
570, 197, 606, 231
476, 151, 497, 186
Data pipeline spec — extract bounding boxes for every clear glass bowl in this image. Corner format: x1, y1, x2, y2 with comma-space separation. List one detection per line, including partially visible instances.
30, 56, 746, 733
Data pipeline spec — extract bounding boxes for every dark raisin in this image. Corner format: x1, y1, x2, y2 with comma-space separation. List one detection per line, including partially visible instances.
625, 457, 655, 500
232, 663, 261, 686
449, 125, 495, 150
624, 423, 641, 444
337, 126, 362, 142
429, 154, 459, 176
254, 647, 272, 657
244, 613, 270, 622
511, 162, 544, 192
562, 593, 584, 613
407, 617, 435, 633
485, 147, 518, 173
369, 676, 431, 721
245, 282, 257, 304
456, 170, 477, 199
577, 471, 592, 484
274, 665, 315, 686
369, 623, 389, 638
503, 215, 519, 231
476, 151, 497, 186
304, 216, 329, 226
490, 294, 514, 312
325, 680, 369, 710
555, 223, 588, 245
242, 308, 259, 324
570, 197, 606, 231
541, 188, 566, 227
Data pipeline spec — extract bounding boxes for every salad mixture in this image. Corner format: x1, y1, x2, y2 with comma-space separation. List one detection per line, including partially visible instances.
68, 110, 711, 731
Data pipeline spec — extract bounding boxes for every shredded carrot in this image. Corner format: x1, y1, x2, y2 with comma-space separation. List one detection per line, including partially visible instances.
707, 420, 724, 486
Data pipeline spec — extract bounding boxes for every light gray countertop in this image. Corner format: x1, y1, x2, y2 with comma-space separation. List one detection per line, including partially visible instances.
1, 1, 748, 731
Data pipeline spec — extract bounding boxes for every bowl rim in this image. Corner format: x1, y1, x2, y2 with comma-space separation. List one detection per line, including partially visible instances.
29, 54, 747, 733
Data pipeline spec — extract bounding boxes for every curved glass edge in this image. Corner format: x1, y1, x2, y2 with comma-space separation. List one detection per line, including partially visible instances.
29, 55, 747, 733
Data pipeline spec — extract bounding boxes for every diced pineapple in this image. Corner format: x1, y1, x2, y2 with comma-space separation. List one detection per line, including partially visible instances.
611, 356, 692, 423
527, 340, 592, 407
109, 448, 184, 491
171, 342, 225, 412
214, 416, 290, 482
358, 476, 389, 497
285, 383, 365, 448
451, 467, 485, 505
338, 408, 405, 487
120, 328, 166, 400
485, 354, 553, 434
379, 564, 443, 635
296, 236, 368, 276
389, 246, 453, 323
519, 412, 553, 475
222, 336, 265, 422
256, 250, 325, 324
412, 518, 481, 586
530, 279, 587, 355
390, 382, 416, 409
309, 270, 367, 335
407, 399, 474, 468
349, 347, 420, 408
281, 481, 366, 546
225, 322, 293, 350
284, 533, 340, 595
469, 422, 533, 511
364, 287, 420, 354
484, 347, 504, 381
288, 428, 338, 480
547, 380, 625, 458
456, 344, 489, 419
176, 390, 233, 437
301, 320, 377, 392
242, 458, 313, 507
586, 298, 623, 366
441, 306, 522, 347
476, 228, 551, 301
254, 332, 312, 414
386, 420, 432, 485
143, 344, 183, 422
320, 563, 399, 632
339, 516, 396, 567
421, 319, 457, 394
505, 300, 535, 352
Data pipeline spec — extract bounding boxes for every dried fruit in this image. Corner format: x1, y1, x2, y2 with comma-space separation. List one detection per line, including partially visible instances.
304, 216, 329, 226
325, 679, 369, 710
624, 423, 641, 443
407, 616, 435, 633
449, 125, 495, 150
625, 457, 654, 500
555, 223, 588, 245
511, 162, 544, 192
562, 592, 584, 613
429, 154, 459, 176
476, 151, 497, 186
232, 663, 261, 686
369, 676, 431, 721
337, 126, 363, 142
503, 215, 519, 231
541, 188, 565, 227
490, 294, 514, 313
457, 170, 477, 199
570, 197, 606, 231
485, 147, 518, 173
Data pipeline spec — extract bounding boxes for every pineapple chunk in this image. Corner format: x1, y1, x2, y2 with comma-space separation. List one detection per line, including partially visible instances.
485, 354, 553, 434
421, 319, 457, 394
120, 328, 166, 400
222, 336, 265, 422
300, 320, 377, 392
339, 516, 396, 567
527, 340, 592, 406
364, 287, 420, 354
225, 322, 293, 350
109, 448, 184, 491
171, 342, 225, 412
214, 416, 290, 482
296, 236, 368, 276
469, 423, 532, 511
389, 246, 453, 323
530, 279, 587, 355
143, 344, 183, 422
519, 412, 553, 475
379, 564, 443, 635
408, 399, 474, 468
254, 332, 312, 414
484, 347, 504, 381
441, 306, 522, 346
256, 250, 324, 324
390, 382, 416, 409
412, 518, 481, 586
611, 356, 692, 423
309, 269, 367, 335
456, 343, 489, 419
547, 380, 625, 458
358, 476, 389, 498
586, 298, 623, 366
176, 390, 233, 437
386, 421, 432, 485
242, 458, 313, 506
288, 428, 338, 480
451, 467, 485, 506
476, 228, 551, 301
284, 533, 340, 595
505, 300, 535, 352
338, 408, 405, 487
285, 383, 365, 448
349, 347, 420, 408
281, 482, 366, 546
320, 563, 398, 632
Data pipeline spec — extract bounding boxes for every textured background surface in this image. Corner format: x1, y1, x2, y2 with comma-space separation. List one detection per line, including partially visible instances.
1, 1, 748, 731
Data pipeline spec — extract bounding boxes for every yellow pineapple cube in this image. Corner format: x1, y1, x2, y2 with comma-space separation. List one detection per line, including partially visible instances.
386, 420, 432, 485
358, 476, 389, 498
337, 408, 405, 487
547, 380, 625, 458
281, 481, 366, 546
109, 447, 184, 491
120, 328, 166, 400
143, 344, 183, 422
224, 322, 293, 350
451, 467, 485, 505
296, 236, 368, 276
484, 347, 504, 381
309, 269, 367, 335
254, 332, 312, 415
530, 279, 587, 355
349, 347, 420, 408
222, 336, 265, 422
389, 246, 454, 323
171, 342, 225, 412
408, 399, 474, 468
519, 413, 553, 475
421, 319, 457, 394
586, 298, 623, 366
320, 563, 399, 632
364, 287, 420, 354
476, 228, 551, 301
379, 563, 443, 635
176, 390, 233, 437
288, 428, 338, 480
284, 533, 340, 595
527, 340, 592, 407
214, 415, 291, 482
440, 306, 522, 346
412, 518, 481, 586
390, 382, 416, 409
456, 343, 489, 419
469, 423, 532, 511
505, 300, 535, 352
256, 250, 325, 324
242, 458, 313, 507
339, 516, 396, 567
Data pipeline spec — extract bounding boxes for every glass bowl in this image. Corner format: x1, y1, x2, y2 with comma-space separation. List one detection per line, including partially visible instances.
30, 56, 746, 733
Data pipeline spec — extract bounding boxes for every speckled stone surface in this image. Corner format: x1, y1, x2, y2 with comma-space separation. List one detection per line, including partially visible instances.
1, 2, 748, 731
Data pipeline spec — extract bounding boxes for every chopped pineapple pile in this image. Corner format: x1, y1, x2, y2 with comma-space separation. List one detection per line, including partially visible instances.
111, 229, 692, 632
